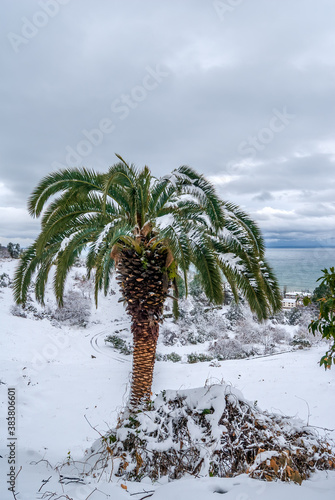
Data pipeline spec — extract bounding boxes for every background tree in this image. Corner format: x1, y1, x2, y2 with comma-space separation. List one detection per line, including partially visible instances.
14, 156, 282, 408
305, 267, 335, 369
7, 242, 21, 258
312, 280, 331, 303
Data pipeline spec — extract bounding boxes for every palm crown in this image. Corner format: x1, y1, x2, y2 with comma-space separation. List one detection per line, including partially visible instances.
14, 156, 281, 406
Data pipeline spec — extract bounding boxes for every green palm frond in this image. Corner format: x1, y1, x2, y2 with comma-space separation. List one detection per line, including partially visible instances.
102, 160, 137, 220
28, 167, 104, 217
149, 178, 177, 216
189, 233, 224, 305
13, 243, 40, 304
35, 240, 63, 305
222, 201, 265, 255
52, 227, 99, 306
90, 227, 133, 305
173, 166, 225, 230
157, 221, 191, 295
14, 157, 281, 319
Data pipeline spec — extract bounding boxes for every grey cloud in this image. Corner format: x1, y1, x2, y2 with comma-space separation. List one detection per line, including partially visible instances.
295, 203, 335, 218
253, 191, 274, 202
0, 0, 334, 246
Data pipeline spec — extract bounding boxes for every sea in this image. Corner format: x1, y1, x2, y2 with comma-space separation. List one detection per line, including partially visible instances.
265, 247, 335, 293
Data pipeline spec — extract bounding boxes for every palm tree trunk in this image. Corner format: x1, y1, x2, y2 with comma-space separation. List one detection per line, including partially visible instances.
116, 247, 169, 408
129, 319, 159, 408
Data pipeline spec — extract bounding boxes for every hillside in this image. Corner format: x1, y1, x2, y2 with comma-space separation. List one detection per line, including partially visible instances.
0, 258, 334, 499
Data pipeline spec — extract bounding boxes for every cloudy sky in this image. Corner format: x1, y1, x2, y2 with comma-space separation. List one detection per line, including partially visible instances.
1, 0, 334, 248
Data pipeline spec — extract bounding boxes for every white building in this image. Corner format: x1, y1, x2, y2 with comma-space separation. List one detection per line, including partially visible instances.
282, 298, 297, 310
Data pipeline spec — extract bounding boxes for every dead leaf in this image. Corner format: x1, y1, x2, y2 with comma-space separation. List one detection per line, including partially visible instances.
270, 458, 279, 473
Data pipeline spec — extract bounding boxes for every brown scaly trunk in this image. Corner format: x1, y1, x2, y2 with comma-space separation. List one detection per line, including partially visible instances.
115, 243, 171, 409
129, 320, 159, 407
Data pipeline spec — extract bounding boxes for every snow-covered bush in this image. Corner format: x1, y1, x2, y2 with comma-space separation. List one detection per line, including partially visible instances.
236, 322, 264, 344
73, 272, 94, 298
156, 352, 183, 362
209, 338, 248, 360
270, 324, 290, 343
290, 336, 311, 348
161, 297, 295, 361
10, 304, 27, 318
186, 328, 213, 344
52, 290, 91, 327
0, 272, 11, 287
10, 301, 48, 320
287, 307, 302, 325
187, 352, 213, 363
166, 352, 182, 363
271, 309, 288, 325
161, 303, 228, 347
105, 335, 132, 355
291, 322, 323, 348
161, 324, 181, 346
87, 385, 335, 483
236, 323, 290, 351
226, 301, 245, 324
7, 242, 21, 258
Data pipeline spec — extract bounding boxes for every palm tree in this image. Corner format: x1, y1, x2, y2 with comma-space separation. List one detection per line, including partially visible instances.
14, 155, 281, 408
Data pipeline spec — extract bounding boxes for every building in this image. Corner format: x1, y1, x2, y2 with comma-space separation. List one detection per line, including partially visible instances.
282, 298, 297, 310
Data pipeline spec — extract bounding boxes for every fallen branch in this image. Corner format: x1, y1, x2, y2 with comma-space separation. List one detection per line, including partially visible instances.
84, 384, 335, 484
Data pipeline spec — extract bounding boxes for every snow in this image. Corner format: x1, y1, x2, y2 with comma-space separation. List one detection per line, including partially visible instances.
0, 258, 334, 499
155, 213, 175, 230
93, 219, 122, 250
162, 171, 196, 189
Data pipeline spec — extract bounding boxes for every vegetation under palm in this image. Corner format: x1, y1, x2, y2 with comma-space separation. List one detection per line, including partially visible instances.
14, 155, 281, 407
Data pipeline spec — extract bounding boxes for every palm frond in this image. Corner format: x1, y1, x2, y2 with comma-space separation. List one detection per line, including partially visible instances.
13, 244, 41, 305
174, 166, 225, 231
28, 168, 104, 217
189, 233, 224, 305
15, 158, 281, 321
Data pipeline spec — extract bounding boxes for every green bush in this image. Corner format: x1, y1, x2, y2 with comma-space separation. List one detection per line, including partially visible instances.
307, 267, 335, 369
187, 352, 213, 363
105, 335, 133, 355
290, 336, 311, 348
166, 352, 182, 363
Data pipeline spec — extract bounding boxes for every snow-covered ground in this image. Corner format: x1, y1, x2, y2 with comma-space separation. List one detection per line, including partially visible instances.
0, 258, 334, 499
